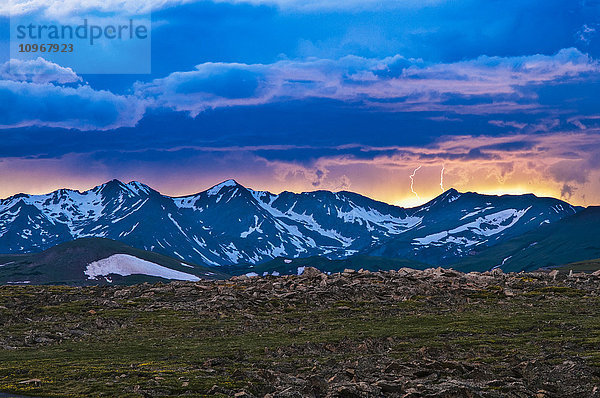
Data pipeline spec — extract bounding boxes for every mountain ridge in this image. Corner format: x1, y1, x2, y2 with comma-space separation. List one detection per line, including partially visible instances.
0, 179, 582, 268
454, 206, 600, 272
1, 180, 577, 210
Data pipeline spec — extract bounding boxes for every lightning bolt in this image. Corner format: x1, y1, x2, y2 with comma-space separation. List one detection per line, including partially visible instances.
409, 165, 422, 200
440, 165, 445, 192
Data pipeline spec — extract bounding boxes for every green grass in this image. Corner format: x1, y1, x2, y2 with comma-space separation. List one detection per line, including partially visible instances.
1, 285, 600, 396
558, 259, 600, 272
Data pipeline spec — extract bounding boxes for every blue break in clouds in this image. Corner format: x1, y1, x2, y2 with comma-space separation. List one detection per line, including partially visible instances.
149, 0, 598, 66
536, 78, 600, 114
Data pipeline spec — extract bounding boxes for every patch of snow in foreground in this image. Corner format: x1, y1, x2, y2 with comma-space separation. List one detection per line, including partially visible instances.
84, 254, 200, 282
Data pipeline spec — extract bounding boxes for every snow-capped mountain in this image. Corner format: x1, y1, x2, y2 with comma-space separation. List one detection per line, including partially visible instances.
0, 179, 580, 267
367, 189, 581, 265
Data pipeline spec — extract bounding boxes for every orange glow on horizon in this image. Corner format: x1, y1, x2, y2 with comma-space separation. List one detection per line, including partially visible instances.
0, 176, 584, 209
1, 132, 599, 208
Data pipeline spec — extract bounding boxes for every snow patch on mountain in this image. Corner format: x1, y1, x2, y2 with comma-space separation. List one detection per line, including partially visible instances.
241, 215, 264, 238
336, 204, 421, 234
84, 254, 200, 281
460, 207, 494, 220
207, 179, 237, 196
414, 207, 532, 246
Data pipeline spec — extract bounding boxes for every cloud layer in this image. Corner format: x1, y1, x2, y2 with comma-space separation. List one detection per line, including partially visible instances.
2, 48, 591, 131
0, 82, 144, 130
135, 48, 599, 117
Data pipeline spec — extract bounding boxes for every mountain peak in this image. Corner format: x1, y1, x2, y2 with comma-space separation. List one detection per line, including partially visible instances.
93, 179, 152, 197
125, 181, 152, 195
95, 179, 125, 191
221, 179, 241, 186
206, 179, 243, 196
439, 188, 461, 202
443, 188, 459, 195
414, 188, 462, 211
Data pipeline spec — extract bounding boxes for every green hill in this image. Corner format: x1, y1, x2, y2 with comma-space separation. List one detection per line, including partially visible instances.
557, 259, 600, 273
0, 238, 228, 285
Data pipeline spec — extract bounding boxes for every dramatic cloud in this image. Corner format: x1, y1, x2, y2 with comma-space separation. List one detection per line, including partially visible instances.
135, 48, 599, 116
0, 58, 145, 130
0, 58, 82, 84
2, 130, 599, 207
136, 62, 269, 115
253, 132, 600, 206
1, 48, 597, 130
0, 80, 145, 130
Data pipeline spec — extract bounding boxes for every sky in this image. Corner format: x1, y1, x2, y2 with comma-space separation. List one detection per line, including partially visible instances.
0, 0, 599, 207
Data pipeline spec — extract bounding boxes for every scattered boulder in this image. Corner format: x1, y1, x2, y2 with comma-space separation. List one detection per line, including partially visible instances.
301, 267, 323, 279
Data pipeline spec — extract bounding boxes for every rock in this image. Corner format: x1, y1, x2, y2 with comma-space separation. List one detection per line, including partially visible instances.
334, 384, 361, 398
19, 378, 42, 386
207, 384, 233, 395
375, 380, 403, 392
301, 267, 323, 279
3, 267, 600, 397
233, 391, 254, 398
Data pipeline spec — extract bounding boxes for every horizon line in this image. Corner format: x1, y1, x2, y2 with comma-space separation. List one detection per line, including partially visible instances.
0, 177, 584, 209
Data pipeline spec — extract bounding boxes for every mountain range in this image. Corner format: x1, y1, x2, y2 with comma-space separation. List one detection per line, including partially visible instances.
0, 179, 587, 279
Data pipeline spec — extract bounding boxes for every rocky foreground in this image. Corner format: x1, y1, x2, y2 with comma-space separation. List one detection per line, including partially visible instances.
1, 267, 600, 397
